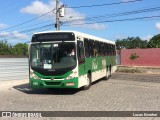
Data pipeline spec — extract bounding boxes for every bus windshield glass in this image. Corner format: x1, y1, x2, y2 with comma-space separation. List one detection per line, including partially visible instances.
31, 42, 76, 70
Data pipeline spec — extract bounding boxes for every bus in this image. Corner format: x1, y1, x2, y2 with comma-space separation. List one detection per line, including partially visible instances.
29, 31, 116, 90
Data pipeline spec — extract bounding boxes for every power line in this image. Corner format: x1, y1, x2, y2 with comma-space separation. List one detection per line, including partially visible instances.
62, 6, 160, 24
0, 0, 142, 32
66, 0, 143, 8
3, 5, 159, 34
2, 15, 159, 42
2, 7, 159, 41
1, 26, 53, 42
3, 20, 53, 32
5, 15, 159, 42
0, 9, 55, 32
63, 15, 160, 26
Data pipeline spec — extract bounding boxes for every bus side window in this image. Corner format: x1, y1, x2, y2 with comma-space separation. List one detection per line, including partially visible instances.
84, 38, 89, 58
109, 44, 111, 55
99, 42, 102, 56
103, 43, 106, 56
112, 45, 114, 55
113, 45, 116, 55
95, 41, 99, 57
110, 45, 112, 55
77, 40, 85, 64
106, 44, 109, 55
88, 40, 94, 57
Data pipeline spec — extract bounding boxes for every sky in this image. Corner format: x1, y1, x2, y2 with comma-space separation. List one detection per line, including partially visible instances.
0, 0, 160, 45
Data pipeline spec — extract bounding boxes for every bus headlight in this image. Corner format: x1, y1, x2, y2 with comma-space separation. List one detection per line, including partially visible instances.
30, 71, 39, 79
66, 71, 77, 80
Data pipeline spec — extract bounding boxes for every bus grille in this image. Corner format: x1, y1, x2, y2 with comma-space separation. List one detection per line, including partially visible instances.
44, 82, 61, 86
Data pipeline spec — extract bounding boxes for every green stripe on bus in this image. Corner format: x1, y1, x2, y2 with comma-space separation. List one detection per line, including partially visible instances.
78, 56, 116, 76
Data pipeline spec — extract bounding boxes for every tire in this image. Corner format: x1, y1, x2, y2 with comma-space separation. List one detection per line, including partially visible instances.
83, 74, 91, 90
104, 69, 110, 80
109, 65, 112, 77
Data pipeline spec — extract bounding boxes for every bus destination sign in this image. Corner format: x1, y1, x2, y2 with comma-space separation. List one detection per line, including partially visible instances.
32, 32, 75, 42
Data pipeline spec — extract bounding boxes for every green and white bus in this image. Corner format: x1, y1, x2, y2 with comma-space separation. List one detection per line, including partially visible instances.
29, 31, 116, 90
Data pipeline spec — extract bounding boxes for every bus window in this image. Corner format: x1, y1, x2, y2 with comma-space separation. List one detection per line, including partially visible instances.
99, 42, 102, 56
108, 44, 111, 55
84, 38, 89, 58
113, 45, 116, 55
94, 41, 99, 57
104, 43, 107, 56
107, 44, 110, 55
88, 40, 94, 57
77, 40, 85, 64
103, 43, 106, 56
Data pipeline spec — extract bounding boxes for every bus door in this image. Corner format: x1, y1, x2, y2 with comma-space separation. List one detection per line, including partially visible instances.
77, 38, 85, 75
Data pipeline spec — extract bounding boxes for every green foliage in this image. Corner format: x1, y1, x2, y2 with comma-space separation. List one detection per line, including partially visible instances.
147, 34, 160, 48
129, 53, 139, 60
116, 37, 148, 50
0, 41, 28, 56
116, 34, 160, 50
13, 43, 28, 55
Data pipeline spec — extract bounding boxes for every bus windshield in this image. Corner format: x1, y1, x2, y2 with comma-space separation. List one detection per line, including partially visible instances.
31, 42, 76, 71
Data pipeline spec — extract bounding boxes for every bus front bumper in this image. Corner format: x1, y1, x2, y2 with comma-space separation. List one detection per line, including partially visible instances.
29, 77, 78, 89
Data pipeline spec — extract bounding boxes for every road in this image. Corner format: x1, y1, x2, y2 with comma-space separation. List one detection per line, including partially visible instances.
0, 73, 160, 119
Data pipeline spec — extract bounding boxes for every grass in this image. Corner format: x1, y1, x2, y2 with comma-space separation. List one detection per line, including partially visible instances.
116, 67, 142, 73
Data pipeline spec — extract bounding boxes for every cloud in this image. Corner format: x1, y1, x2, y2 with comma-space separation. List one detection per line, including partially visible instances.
20, 1, 54, 16
115, 34, 128, 39
156, 22, 160, 30
0, 31, 10, 37
20, 0, 106, 30
0, 31, 28, 41
121, 0, 133, 2
141, 34, 153, 41
11, 31, 29, 39
0, 23, 7, 29
71, 22, 106, 30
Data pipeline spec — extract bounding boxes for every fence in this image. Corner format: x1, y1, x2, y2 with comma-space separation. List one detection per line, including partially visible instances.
120, 48, 160, 67
0, 58, 28, 81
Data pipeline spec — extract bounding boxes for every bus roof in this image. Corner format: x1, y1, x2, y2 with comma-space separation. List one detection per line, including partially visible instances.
33, 30, 115, 44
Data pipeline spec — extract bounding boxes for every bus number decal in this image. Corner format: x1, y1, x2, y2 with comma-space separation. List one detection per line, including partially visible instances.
92, 59, 98, 70
102, 59, 106, 68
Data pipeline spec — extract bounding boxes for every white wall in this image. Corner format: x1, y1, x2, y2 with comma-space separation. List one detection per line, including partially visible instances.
0, 58, 28, 81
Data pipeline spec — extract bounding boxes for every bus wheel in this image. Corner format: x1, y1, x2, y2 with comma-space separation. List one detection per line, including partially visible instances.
109, 65, 112, 77
83, 74, 91, 90
104, 69, 110, 80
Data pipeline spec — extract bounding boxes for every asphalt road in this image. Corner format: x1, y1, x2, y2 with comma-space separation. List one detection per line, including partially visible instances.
0, 73, 160, 119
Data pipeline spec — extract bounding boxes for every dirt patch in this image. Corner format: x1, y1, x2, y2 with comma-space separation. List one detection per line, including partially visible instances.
116, 66, 160, 75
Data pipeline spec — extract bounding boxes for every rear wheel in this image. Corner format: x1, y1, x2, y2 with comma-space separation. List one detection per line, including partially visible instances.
83, 74, 91, 90
104, 69, 110, 80
109, 65, 112, 77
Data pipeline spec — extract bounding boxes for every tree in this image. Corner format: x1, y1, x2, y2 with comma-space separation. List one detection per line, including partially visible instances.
0, 41, 12, 55
13, 43, 28, 55
148, 34, 160, 48
116, 37, 148, 50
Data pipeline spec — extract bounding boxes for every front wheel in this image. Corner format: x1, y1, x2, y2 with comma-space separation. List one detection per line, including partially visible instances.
83, 74, 91, 90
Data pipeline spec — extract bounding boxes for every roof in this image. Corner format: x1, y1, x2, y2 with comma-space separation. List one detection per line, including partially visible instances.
33, 30, 115, 44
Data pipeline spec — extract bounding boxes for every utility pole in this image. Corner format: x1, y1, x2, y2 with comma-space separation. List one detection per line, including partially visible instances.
56, 0, 60, 31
